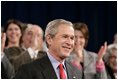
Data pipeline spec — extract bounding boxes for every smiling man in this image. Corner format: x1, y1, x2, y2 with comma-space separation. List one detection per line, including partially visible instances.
14, 19, 82, 79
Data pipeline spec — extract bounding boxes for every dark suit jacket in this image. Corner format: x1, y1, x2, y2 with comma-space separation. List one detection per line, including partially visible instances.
14, 53, 82, 79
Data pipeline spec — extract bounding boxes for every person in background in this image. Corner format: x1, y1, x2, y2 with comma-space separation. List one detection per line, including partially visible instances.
67, 22, 107, 79
21, 24, 44, 51
13, 24, 45, 73
14, 19, 82, 79
1, 19, 24, 78
1, 33, 14, 79
2, 19, 24, 64
103, 44, 117, 79
3, 19, 23, 48
1, 22, 45, 74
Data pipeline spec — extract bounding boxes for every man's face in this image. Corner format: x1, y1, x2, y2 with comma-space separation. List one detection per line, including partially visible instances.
22, 26, 43, 50
109, 51, 117, 72
47, 24, 74, 61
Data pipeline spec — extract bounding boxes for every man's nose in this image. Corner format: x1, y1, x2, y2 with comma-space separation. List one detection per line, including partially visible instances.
66, 38, 73, 45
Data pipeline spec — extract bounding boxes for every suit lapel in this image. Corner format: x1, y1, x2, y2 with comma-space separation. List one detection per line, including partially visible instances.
65, 60, 80, 79
40, 54, 57, 79
65, 61, 73, 79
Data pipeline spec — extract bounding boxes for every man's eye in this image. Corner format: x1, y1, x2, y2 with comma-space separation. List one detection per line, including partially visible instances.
63, 35, 68, 38
71, 37, 75, 40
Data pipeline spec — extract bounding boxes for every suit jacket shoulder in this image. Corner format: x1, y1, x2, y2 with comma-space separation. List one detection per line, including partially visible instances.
14, 53, 57, 79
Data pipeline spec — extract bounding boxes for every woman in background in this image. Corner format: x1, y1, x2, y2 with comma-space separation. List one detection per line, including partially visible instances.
1, 19, 24, 76
3, 19, 23, 48
67, 22, 107, 79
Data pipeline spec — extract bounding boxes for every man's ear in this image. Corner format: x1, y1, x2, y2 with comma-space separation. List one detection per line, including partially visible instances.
46, 35, 53, 46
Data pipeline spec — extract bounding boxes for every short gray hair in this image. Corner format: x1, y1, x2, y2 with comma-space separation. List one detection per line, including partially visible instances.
44, 19, 73, 48
103, 44, 117, 65
45, 19, 73, 38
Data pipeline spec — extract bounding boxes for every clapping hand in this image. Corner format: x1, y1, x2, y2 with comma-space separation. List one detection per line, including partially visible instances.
1, 33, 6, 54
97, 42, 107, 63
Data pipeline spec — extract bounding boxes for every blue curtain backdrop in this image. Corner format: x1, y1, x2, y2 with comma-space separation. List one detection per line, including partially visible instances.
1, 1, 117, 53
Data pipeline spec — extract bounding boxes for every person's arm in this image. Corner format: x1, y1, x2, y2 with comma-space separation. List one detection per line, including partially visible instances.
96, 42, 107, 72
1, 33, 6, 53
95, 42, 107, 79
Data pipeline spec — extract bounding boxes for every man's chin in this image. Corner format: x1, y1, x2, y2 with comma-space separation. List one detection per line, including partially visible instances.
61, 54, 70, 59
65, 53, 70, 58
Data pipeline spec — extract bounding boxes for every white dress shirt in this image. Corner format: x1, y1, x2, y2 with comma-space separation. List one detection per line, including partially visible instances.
27, 48, 39, 59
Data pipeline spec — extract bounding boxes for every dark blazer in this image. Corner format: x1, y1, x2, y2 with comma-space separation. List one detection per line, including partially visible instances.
14, 53, 82, 79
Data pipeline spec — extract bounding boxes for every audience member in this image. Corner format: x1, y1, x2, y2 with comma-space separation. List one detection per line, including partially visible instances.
3, 19, 23, 48
1, 19, 24, 73
67, 22, 107, 79
1, 33, 14, 79
13, 24, 45, 72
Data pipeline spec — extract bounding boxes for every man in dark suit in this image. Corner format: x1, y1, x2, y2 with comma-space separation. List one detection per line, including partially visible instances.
14, 19, 82, 79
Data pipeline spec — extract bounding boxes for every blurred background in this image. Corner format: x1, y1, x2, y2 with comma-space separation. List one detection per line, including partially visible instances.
1, 1, 117, 53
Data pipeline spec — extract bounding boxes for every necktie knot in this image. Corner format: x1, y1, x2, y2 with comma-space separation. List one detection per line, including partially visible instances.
59, 64, 66, 79
59, 64, 63, 69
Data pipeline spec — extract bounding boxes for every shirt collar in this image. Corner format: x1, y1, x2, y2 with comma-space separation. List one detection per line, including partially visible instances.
47, 51, 66, 69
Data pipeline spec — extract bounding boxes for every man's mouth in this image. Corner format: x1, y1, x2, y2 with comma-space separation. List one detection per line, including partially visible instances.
62, 46, 71, 50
